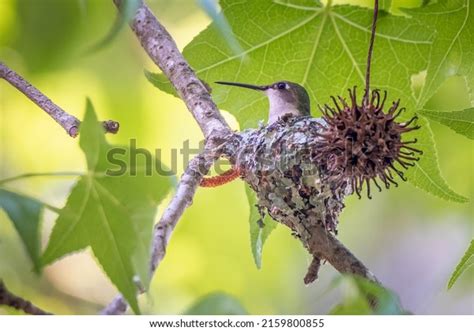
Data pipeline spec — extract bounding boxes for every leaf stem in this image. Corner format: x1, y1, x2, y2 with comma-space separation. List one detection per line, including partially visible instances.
0, 187, 62, 213
41, 202, 62, 214
0, 171, 83, 186
364, 0, 379, 106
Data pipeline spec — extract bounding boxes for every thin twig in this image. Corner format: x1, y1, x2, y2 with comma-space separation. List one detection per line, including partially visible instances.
0, 280, 52, 315
363, 0, 379, 106
0, 62, 120, 137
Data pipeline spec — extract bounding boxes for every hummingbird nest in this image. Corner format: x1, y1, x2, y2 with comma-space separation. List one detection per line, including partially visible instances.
226, 89, 421, 236
228, 115, 347, 237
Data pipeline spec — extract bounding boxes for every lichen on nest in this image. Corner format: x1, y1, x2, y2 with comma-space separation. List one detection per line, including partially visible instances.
226, 115, 349, 238
225, 88, 421, 240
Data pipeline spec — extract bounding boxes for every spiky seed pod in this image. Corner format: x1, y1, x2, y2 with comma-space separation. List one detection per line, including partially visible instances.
314, 88, 422, 199
225, 90, 422, 235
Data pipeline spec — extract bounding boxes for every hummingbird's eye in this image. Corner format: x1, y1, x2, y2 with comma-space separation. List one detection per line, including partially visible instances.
276, 82, 287, 90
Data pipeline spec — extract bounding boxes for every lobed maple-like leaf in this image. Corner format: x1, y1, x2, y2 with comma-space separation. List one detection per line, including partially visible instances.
41, 100, 174, 313
406, 0, 473, 107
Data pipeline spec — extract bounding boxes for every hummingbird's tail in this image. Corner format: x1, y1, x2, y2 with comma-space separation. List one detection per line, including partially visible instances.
200, 167, 240, 187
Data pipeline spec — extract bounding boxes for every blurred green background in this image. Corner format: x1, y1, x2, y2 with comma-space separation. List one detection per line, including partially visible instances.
0, 0, 472, 314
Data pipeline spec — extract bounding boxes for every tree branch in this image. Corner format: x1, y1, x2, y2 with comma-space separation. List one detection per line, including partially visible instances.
101, 0, 234, 314
112, 0, 231, 139
0, 280, 51, 315
306, 224, 379, 283
101, 0, 382, 315
0, 62, 119, 137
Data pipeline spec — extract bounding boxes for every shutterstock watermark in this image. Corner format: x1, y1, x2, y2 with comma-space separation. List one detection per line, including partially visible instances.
104, 138, 361, 178
105, 139, 231, 177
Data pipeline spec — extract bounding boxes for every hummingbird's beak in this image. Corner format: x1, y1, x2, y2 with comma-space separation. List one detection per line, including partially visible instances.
215, 81, 268, 91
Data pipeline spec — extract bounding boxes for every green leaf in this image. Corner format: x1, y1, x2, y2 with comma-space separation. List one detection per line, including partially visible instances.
0, 189, 43, 273
87, 0, 140, 53
380, 0, 392, 12
41, 100, 174, 314
448, 239, 474, 289
331, 276, 404, 315
148, 0, 433, 128
407, 0, 474, 106
331, 295, 372, 315
421, 108, 474, 140
148, 1, 469, 269
148, 1, 466, 201
196, 0, 244, 55
404, 117, 468, 203
245, 186, 277, 268
184, 292, 248, 315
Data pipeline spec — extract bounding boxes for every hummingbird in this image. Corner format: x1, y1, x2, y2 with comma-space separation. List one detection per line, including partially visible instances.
215, 81, 311, 124
200, 80, 311, 188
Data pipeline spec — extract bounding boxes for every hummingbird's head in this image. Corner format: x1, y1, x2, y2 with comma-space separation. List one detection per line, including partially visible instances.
216, 80, 311, 124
